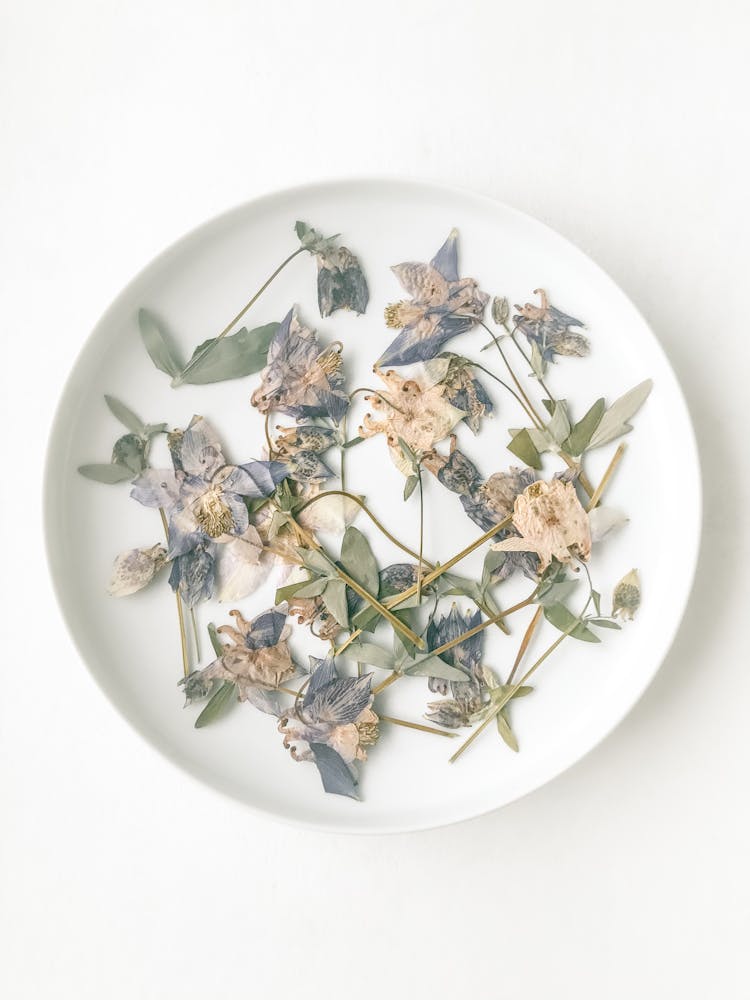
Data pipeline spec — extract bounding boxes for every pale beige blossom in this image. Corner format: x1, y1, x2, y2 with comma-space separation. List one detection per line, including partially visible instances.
491, 478, 591, 572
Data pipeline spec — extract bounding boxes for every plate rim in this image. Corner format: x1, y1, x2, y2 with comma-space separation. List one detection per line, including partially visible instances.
43, 176, 703, 834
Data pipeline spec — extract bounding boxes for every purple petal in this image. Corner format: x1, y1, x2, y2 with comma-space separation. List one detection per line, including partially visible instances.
310, 743, 359, 799
130, 469, 180, 509
430, 229, 459, 282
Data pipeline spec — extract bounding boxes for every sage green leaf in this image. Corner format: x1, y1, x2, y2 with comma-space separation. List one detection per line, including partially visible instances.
274, 580, 310, 604
180, 323, 278, 385
397, 436, 419, 470
507, 428, 543, 469
497, 710, 519, 752
529, 341, 546, 379
338, 642, 395, 669
403, 475, 418, 501
546, 400, 571, 445
78, 462, 134, 484
343, 435, 365, 449
104, 395, 144, 434
588, 379, 653, 450
440, 572, 483, 605
591, 589, 602, 615
195, 681, 237, 729
142, 422, 168, 438
537, 578, 580, 607
563, 398, 605, 456
293, 577, 331, 599
481, 550, 507, 590
340, 526, 379, 597
404, 655, 468, 682
587, 617, 622, 630
207, 622, 224, 657
299, 548, 337, 577
322, 579, 349, 627
138, 309, 183, 378
543, 602, 600, 643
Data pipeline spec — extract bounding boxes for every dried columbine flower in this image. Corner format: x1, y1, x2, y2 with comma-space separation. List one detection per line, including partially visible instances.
251, 307, 349, 424
181, 606, 295, 702
612, 569, 641, 620
278, 657, 378, 799
130, 416, 289, 606
378, 229, 489, 367
492, 478, 591, 572
359, 368, 465, 474
514, 289, 589, 362
295, 221, 369, 318
429, 354, 493, 433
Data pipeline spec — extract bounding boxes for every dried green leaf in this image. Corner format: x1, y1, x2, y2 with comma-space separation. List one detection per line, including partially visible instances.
529, 341, 546, 380
104, 395, 144, 434
322, 579, 349, 627
343, 436, 365, 449
78, 462, 133, 484
587, 618, 622, 630
138, 309, 183, 378
543, 602, 600, 643
340, 526, 379, 597
403, 475, 418, 501
207, 623, 225, 657
546, 400, 571, 445
111, 433, 146, 474
507, 428, 543, 469
537, 578, 580, 608
588, 380, 653, 450
497, 710, 519, 752
563, 398, 606, 456
404, 654, 468, 682
293, 577, 331, 598
338, 642, 395, 669
180, 323, 278, 385
195, 681, 237, 728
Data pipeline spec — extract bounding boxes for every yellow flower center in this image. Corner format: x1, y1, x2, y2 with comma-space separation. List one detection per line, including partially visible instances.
357, 719, 380, 747
194, 488, 234, 538
315, 344, 343, 376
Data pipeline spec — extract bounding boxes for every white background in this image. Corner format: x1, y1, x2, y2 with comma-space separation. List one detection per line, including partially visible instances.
2, 1, 748, 997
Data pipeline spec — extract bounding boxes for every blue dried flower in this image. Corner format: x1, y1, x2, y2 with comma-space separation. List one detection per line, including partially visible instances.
514, 289, 589, 362
378, 230, 489, 367
251, 308, 349, 424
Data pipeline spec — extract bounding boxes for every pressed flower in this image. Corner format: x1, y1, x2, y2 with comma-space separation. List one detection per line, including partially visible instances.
378, 229, 489, 367
273, 424, 339, 457
492, 478, 591, 572
181, 606, 295, 702
131, 415, 287, 606
288, 595, 343, 641
295, 221, 369, 318
278, 657, 377, 798
283, 449, 333, 486
425, 605, 484, 698
250, 307, 349, 424
359, 367, 465, 474
108, 544, 167, 597
514, 289, 589, 362
431, 353, 493, 433
612, 569, 641, 620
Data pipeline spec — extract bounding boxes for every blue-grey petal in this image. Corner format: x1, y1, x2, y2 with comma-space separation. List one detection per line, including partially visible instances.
309, 674, 372, 725
430, 229, 459, 282
179, 416, 225, 478
303, 656, 339, 708
130, 469, 181, 509
234, 460, 289, 498
310, 743, 359, 799
169, 545, 215, 607
244, 606, 287, 650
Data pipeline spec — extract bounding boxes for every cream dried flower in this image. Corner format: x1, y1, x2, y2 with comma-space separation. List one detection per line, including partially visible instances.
359, 368, 465, 474
492, 478, 591, 572
612, 569, 641, 620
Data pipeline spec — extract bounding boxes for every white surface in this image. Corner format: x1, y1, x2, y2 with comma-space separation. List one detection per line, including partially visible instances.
45, 178, 700, 832
1, 0, 748, 995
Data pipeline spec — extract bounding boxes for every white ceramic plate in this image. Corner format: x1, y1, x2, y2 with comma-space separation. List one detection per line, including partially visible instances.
45, 179, 701, 833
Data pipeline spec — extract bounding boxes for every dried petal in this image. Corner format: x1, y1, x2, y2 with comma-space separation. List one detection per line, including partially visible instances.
108, 544, 167, 596
612, 569, 641, 620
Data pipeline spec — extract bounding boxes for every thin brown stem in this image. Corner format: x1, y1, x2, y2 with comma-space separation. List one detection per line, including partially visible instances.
506, 605, 543, 684
174, 246, 305, 385
586, 443, 626, 512
158, 507, 189, 677
378, 715, 457, 738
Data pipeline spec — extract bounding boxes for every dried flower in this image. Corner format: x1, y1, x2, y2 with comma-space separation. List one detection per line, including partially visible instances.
273, 424, 339, 457
492, 478, 591, 572
278, 657, 377, 798
295, 221, 369, 317
108, 544, 168, 596
514, 289, 589, 362
426, 605, 484, 697
433, 354, 493, 433
491, 296, 510, 325
131, 416, 288, 606
182, 606, 295, 702
251, 307, 349, 424
612, 569, 641, 620
359, 368, 464, 474
378, 229, 489, 367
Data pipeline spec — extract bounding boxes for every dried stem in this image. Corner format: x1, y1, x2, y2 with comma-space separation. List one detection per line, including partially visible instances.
378, 715, 457, 739
586, 443, 626, 511
506, 605, 543, 684
428, 593, 536, 659
158, 507, 189, 677
174, 247, 305, 385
